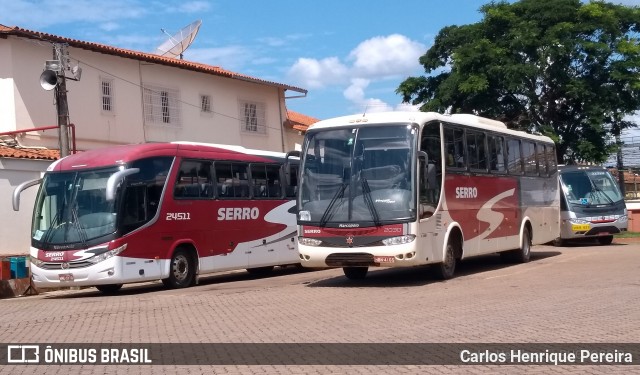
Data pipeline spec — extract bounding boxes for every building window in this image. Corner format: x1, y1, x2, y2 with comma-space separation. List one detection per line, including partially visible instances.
142, 84, 181, 126
239, 100, 266, 134
200, 95, 212, 114
100, 78, 114, 113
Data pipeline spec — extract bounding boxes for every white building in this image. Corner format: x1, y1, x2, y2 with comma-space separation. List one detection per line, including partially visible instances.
0, 24, 313, 256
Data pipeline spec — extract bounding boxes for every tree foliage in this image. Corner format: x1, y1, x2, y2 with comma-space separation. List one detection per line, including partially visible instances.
397, 0, 640, 163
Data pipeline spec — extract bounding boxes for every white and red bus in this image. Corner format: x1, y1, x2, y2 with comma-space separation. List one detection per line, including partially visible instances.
13, 142, 299, 293
293, 112, 560, 280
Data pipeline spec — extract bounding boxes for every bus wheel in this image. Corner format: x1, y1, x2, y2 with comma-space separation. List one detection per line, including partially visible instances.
433, 241, 456, 280
597, 235, 613, 245
162, 249, 194, 289
246, 266, 275, 276
502, 227, 532, 263
95, 284, 123, 294
343, 267, 368, 280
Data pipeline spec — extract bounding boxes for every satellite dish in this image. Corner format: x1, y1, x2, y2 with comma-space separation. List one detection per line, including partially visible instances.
155, 20, 202, 59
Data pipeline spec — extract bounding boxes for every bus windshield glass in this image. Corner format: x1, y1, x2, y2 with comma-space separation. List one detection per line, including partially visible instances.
560, 169, 623, 206
299, 124, 417, 225
32, 167, 119, 246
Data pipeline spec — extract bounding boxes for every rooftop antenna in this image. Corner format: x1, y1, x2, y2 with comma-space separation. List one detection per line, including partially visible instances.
155, 20, 202, 59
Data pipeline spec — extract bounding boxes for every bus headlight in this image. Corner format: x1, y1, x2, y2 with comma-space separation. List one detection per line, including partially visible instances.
382, 235, 416, 246
88, 244, 127, 264
30, 256, 44, 267
299, 210, 311, 221
617, 215, 628, 223
298, 237, 322, 246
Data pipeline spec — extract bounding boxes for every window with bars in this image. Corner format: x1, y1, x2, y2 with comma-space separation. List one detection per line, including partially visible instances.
239, 100, 266, 134
142, 84, 181, 126
200, 94, 212, 114
100, 78, 114, 113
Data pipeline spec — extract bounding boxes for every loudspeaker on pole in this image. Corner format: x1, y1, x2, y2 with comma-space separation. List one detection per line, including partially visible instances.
39, 70, 58, 91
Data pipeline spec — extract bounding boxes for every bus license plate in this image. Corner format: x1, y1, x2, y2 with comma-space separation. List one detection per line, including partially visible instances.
374, 256, 395, 264
571, 224, 590, 232
59, 273, 74, 282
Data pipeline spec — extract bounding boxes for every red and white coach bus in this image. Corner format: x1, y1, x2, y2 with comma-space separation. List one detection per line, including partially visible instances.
13, 142, 299, 293
292, 111, 560, 280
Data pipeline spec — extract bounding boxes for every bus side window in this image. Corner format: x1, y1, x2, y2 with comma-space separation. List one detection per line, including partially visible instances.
507, 138, 523, 175
537, 143, 548, 176
174, 160, 213, 199
488, 135, 506, 173
522, 141, 537, 176
444, 127, 465, 169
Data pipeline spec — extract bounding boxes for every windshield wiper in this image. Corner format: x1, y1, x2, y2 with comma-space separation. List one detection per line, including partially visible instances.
319, 183, 348, 227
361, 177, 381, 227
589, 179, 614, 204
41, 208, 63, 244
70, 203, 89, 248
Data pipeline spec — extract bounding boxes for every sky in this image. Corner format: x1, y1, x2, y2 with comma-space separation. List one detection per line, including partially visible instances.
2, 0, 640, 123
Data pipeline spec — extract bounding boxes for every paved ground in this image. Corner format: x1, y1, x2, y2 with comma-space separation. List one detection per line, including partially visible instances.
0, 241, 639, 374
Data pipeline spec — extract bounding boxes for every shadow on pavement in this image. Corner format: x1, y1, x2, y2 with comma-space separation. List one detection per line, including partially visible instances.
306, 250, 561, 288
42, 264, 312, 299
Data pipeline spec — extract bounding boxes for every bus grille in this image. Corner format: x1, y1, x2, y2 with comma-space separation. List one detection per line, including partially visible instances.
585, 226, 621, 236
39, 260, 93, 270
325, 253, 374, 267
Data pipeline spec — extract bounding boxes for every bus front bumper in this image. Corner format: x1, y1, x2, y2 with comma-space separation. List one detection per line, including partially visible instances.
297, 242, 424, 269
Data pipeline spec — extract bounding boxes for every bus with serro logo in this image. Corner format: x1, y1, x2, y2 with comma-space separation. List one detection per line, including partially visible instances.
291, 111, 560, 280
555, 165, 627, 246
13, 142, 299, 293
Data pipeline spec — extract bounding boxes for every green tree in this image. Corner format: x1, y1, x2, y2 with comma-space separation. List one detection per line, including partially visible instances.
397, 0, 640, 164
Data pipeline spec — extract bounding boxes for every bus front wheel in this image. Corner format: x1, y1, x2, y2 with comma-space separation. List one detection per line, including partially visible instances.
162, 249, 195, 289
501, 227, 532, 263
433, 241, 457, 280
597, 235, 613, 245
343, 267, 368, 280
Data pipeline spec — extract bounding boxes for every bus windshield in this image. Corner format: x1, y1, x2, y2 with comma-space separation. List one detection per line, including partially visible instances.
560, 169, 623, 206
299, 124, 417, 226
32, 168, 120, 246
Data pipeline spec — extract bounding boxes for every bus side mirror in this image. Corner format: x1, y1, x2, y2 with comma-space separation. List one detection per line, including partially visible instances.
284, 151, 300, 186
12, 178, 42, 211
106, 168, 140, 201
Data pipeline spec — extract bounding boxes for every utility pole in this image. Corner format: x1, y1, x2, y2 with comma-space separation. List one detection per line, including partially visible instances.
616, 133, 625, 197
53, 44, 70, 157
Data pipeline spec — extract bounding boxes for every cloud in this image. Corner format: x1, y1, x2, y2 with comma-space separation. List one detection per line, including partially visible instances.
287, 57, 349, 89
348, 34, 426, 78
286, 34, 426, 113
166, 1, 211, 13
258, 34, 311, 48
2, 0, 147, 29
185, 46, 253, 70
343, 78, 421, 114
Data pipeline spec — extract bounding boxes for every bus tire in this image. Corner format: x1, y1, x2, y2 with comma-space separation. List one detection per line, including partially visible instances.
343, 267, 368, 280
597, 235, 613, 245
162, 249, 195, 289
95, 284, 123, 294
433, 241, 457, 280
501, 226, 532, 263
246, 266, 275, 276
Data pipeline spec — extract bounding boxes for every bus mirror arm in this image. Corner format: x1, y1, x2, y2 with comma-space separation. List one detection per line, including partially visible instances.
417, 151, 436, 190
106, 168, 140, 201
284, 151, 301, 185
12, 178, 42, 211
